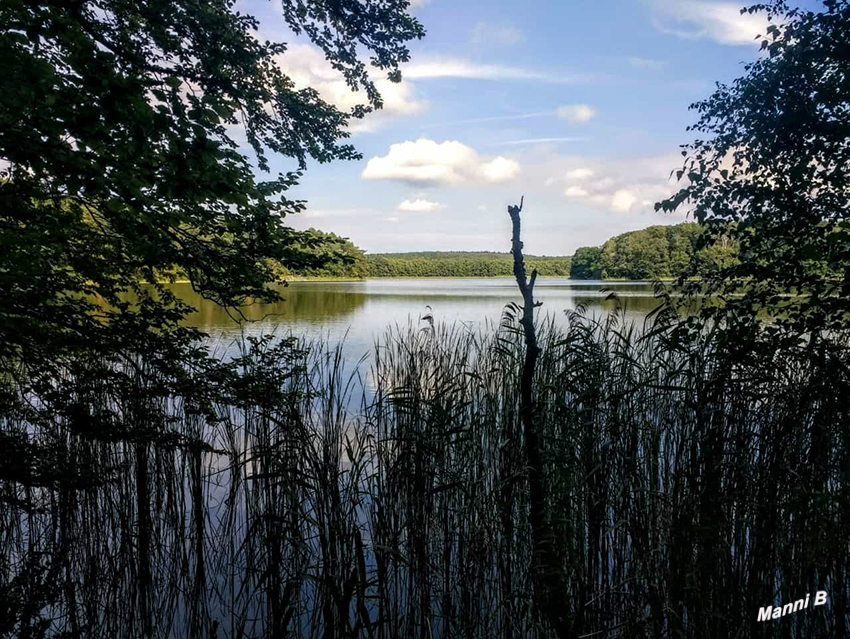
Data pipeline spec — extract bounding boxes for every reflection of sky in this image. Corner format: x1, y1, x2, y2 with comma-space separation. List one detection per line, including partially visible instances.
196, 278, 664, 364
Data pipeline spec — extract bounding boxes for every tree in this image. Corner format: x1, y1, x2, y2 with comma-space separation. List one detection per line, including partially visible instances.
272, 230, 369, 279
666, 223, 702, 275
658, 0, 850, 332
0, 0, 423, 390
571, 224, 706, 281
570, 246, 603, 279
362, 252, 572, 278
601, 227, 670, 280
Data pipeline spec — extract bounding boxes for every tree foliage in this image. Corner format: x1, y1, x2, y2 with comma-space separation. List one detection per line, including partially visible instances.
365, 252, 572, 278
570, 223, 738, 280
0, 0, 423, 387
569, 246, 604, 280
657, 0, 850, 331
272, 230, 369, 279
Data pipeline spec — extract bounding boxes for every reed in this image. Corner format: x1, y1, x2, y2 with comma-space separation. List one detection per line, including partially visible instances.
1, 307, 848, 638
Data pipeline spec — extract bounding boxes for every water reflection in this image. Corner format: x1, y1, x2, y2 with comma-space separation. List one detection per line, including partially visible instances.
165, 282, 370, 329
160, 278, 665, 358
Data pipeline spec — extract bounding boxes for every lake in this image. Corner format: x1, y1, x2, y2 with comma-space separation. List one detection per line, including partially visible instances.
173, 278, 663, 358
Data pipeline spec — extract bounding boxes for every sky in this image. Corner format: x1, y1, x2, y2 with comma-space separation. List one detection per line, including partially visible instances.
236, 0, 806, 256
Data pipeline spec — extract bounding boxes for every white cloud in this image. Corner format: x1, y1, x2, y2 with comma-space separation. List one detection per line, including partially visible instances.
557, 104, 597, 124
650, 1, 771, 46
566, 168, 595, 180
471, 22, 525, 46
477, 204, 490, 212
480, 156, 521, 182
275, 44, 427, 132
409, 0, 429, 7
403, 59, 582, 84
362, 138, 521, 186
386, 216, 400, 223
398, 198, 444, 212
627, 56, 667, 70
552, 153, 685, 215
611, 190, 638, 212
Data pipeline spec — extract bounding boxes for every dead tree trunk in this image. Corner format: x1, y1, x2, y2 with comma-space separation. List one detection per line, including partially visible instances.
507, 198, 575, 639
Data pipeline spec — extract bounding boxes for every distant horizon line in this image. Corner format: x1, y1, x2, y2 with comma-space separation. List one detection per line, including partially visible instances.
365, 250, 572, 258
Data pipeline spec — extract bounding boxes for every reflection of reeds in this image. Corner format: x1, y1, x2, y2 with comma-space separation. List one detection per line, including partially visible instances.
1, 309, 848, 638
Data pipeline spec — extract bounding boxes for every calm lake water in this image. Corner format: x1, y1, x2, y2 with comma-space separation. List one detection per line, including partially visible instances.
172, 278, 663, 360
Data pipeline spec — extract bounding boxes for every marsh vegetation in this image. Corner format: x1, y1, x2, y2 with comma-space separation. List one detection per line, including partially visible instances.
3, 301, 848, 638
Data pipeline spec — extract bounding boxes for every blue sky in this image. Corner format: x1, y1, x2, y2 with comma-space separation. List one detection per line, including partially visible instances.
238, 0, 806, 255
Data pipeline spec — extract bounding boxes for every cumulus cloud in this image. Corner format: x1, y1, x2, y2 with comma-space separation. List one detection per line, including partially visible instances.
557, 104, 597, 124
551, 154, 685, 215
275, 44, 427, 132
403, 59, 582, 84
649, 0, 771, 46
611, 190, 638, 212
480, 156, 520, 182
398, 198, 444, 212
566, 168, 595, 180
362, 138, 521, 186
471, 22, 525, 46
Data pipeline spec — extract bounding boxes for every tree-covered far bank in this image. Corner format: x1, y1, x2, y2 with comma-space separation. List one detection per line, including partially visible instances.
280, 223, 740, 281
365, 251, 572, 278
569, 222, 740, 280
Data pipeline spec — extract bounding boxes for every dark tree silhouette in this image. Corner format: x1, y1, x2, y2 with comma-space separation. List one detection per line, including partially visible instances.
0, 0, 423, 450
508, 198, 576, 639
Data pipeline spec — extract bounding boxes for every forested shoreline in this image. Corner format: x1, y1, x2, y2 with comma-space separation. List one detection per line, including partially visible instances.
365, 251, 572, 278
282, 222, 737, 281
569, 222, 739, 280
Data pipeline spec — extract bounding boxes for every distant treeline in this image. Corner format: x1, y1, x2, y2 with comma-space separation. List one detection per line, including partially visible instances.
570, 222, 739, 280
282, 223, 740, 281
365, 251, 572, 278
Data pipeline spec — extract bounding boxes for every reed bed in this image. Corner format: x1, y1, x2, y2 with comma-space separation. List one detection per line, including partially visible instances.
1, 306, 848, 638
